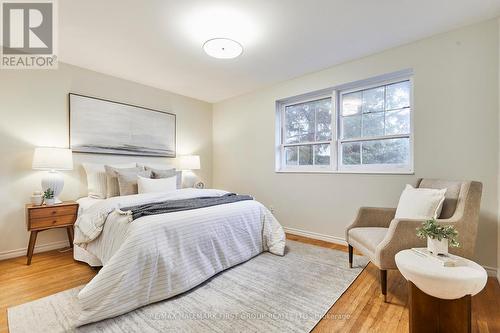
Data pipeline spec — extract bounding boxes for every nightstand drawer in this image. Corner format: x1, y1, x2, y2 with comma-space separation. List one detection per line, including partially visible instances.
30, 205, 77, 219
30, 214, 76, 229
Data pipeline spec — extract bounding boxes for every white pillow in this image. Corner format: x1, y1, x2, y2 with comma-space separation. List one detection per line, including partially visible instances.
82, 163, 137, 199
138, 164, 180, 188
395, 184, 447, 220
137, 175, 177, 194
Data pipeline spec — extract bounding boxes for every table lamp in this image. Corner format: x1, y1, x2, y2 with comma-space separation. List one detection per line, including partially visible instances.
32, 147, 73, 203
178, 155, 200, 188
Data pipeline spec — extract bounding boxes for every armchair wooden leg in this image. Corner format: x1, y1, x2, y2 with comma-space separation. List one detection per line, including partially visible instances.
380, 269, 387, 302
348, 245, 353, 268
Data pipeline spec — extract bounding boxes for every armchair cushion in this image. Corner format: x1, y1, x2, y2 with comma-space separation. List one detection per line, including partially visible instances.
348, 227, 388, 257
395, 184, 446, 219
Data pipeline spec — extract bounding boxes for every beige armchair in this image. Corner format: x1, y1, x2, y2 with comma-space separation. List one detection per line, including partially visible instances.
346, 179, 482, 301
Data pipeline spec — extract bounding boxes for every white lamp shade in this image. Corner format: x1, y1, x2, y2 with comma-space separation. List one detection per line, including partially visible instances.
32, 147, 73, 171
178, 155, 200, 170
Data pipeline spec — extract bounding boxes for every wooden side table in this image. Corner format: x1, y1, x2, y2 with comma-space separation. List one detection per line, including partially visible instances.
25, 201, 79, 265
395, 249, 487, 333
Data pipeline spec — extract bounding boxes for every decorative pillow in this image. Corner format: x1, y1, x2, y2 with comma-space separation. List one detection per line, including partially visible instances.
138, 163, 175, 171
144, 166, 182, 189
395, 184, 447, 220
137, 175, 177, 194
148, 168, 176, 178
104, 165, 143, 198
116, 169, 151, 196
83, 163, 136, 199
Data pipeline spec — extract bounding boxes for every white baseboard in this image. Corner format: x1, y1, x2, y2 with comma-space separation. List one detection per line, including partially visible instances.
283, 226, 498, 277
283, 226, 347, 246
0, 240, 69, 261
483, 265, 498, 278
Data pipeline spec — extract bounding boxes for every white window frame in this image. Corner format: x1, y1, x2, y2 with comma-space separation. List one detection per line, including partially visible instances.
337, 78, 414, 173
275, 70, 414, 174
277, 92, 336, 172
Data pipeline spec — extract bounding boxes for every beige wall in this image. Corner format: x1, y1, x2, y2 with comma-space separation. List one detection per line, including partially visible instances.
0, 63, 212, 258
213, 20, 499, 269
498, 17, 500, 282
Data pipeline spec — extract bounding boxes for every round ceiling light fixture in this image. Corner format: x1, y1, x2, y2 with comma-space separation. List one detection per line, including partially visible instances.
203, 38, 243, 59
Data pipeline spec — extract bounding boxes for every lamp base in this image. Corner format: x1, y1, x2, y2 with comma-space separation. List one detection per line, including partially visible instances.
182, 170, 198, 188
41, 170, 64, 204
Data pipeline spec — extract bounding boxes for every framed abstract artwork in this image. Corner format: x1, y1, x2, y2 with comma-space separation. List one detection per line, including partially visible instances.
69, 93, 176, 157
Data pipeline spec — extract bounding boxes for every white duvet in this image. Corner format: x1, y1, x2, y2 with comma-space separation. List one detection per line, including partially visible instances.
74, 189, 286, 326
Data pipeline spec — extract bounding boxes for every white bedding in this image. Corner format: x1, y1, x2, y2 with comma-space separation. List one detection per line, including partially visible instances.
73, 188, 286, 325
74, 197, 105, 265
76, 197, 104, 215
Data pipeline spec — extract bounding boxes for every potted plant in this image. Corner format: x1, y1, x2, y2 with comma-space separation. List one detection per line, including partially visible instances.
416, 219, 459, 255
43, 188, 55, 206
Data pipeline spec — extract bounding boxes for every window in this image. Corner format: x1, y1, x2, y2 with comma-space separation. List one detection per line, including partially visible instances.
276, 73, 413, 173
281, 96, 333, 169
339, 80, 411, 171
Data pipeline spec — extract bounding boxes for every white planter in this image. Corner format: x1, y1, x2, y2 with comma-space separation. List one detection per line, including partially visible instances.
427, 237, 448, 255
44, 198, 55, 206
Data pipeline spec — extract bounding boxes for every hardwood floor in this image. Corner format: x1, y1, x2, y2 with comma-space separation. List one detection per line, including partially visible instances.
0, 249, 96, 333
286, 234, 500, 333
0, 235, 499, 333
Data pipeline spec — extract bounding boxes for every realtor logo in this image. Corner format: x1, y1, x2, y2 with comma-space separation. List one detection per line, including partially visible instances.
1, 0, 57, 69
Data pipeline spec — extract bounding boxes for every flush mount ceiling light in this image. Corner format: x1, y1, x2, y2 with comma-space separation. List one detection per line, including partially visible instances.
203, 38, 243, 59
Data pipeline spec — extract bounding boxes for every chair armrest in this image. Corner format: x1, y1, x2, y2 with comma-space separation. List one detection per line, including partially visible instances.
349, 207, 396, 229
375, 218, 455, 269
345, 207, 396, 241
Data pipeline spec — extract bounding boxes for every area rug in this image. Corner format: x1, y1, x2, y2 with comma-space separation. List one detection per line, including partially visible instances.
8, 240, 368, 333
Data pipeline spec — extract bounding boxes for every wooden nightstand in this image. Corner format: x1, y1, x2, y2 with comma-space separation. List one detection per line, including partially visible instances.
25, 201, 79, 265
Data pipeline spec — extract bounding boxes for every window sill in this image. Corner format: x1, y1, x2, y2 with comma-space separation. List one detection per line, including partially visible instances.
275, 169, 415, 175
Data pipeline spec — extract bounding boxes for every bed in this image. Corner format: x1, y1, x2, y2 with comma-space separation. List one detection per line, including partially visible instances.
73, 188, 286, 326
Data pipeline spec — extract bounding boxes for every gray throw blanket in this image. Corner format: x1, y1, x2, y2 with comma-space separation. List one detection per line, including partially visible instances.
123, 193, 254, 221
